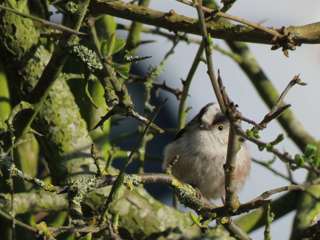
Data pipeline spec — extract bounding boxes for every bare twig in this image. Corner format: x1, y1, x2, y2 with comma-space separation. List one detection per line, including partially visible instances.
0, 5, 86, 36
128, 74, 182, 99
118, 24, 199, 44
226, 41, 316, 151
143, 36, 179, 113
153, 82, 182, 99
128, 109, 164, 133
178, 40, 205, 129
8, 164, 58, 192
220, 0, 237, 12
137, 39, 179, 173
197, 0, 242, 224
237, 115, 261, 128
88, 17, 165, 134
237, 127, 320, 174
90, 0, 320, 45
258, 75, 306, 128
250, 178, 320, 203
195, 0, 225, 111
253, 158, 296, 183
99, 106, 162, 223
176, 0, 282, 39
222, 219, 252, 240
0, 209, 37, 234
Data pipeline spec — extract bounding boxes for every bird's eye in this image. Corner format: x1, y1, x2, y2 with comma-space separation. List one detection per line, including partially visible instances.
217, 125, 223, 131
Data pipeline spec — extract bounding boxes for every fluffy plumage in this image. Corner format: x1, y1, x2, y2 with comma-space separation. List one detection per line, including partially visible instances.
163, 103, 251, 199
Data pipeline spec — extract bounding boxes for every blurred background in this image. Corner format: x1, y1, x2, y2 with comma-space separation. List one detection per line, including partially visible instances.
107, 1, 320, 239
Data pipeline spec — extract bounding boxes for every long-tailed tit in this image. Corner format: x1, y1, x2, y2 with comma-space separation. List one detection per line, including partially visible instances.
163, 103, 251, 199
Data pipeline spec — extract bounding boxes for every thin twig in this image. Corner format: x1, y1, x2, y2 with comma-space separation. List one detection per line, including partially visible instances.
119, 24, 244, 64
99, 106, 162, 223
125, 0, 151, 52
178, 40, 205, 129
248, 178, 320, 205
222, 220, 252, 240
238, 115, 261, 128
0, 209, 37, 234
143, 36, 179, 113
208, 178, 320, 218
9, 140, 16, 240
153, 82, 182, 99
90, 0, 320, 45
220, 0, 237, 12
253, 158, 296, 183
0, 5, 86, 36
226, 41, 316, 151
177, 0, 282, 39
258, 75, 305, 128
8, 164, 58, 192
136, 39, 179, 170
118, 24, 202, 44
237, 127, 320, 174
99, 152, 135, 223
195, 0, 225, 111
128, 109, 164, 133
88, 17, 165, 134
128, 74, 182, 100
197, 0, 243, 224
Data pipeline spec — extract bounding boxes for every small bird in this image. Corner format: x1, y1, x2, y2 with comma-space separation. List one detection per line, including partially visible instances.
163, 103, 251, 199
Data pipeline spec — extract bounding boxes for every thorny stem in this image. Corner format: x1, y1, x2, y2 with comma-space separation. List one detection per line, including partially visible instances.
88, 17, 164, 133
126, 0, 152, 174
90, 0, 320, 45
88, 17, 132, 108
176, 0, 282, 39
138, 40, 178, 172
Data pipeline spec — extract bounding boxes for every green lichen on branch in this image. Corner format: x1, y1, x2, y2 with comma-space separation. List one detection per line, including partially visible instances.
90, 0, 320, 45
0, 185, 234, 240
0, 0, 98, 219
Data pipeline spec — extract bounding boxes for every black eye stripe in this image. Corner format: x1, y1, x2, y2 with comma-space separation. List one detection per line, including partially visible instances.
212, 114, 228, 125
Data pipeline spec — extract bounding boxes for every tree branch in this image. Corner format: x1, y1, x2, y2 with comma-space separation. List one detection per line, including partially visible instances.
90, 0, 320, 45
